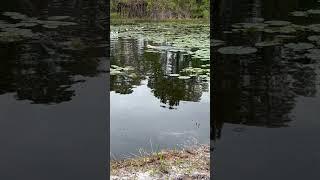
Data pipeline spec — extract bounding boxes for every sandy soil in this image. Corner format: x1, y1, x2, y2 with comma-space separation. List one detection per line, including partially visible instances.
110, 144, 210, 180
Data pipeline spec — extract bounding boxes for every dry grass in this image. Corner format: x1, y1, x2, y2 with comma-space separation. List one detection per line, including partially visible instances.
110, 144, 210, 180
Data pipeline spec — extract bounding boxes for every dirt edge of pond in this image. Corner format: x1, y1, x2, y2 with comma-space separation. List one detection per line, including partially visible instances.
110, 144, 210, 180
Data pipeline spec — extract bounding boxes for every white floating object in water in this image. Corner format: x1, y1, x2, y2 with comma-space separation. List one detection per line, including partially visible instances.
178, 76, 191, 80
168, 74, 179, 77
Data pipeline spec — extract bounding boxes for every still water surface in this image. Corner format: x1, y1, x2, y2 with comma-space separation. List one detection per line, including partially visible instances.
213, 0, 320, 179
0, 1, 108, 179
110, 24, 210, 158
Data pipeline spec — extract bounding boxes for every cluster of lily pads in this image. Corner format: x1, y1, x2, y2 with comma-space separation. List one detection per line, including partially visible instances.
213, 6, 320, 58
290, 5, 320, 17
111, 23, 210, 83
110, 23, 210, 61
231, 20, 306, 34
0, 12, 77, 43
110, 65, 138, 79
164, 64, 210, 82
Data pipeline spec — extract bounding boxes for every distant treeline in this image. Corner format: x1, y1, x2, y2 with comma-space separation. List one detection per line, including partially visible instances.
111, 0, 209, 19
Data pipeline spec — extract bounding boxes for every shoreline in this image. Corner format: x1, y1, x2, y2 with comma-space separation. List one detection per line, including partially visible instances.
111, 144, 210, 180
110, 13, 209, 25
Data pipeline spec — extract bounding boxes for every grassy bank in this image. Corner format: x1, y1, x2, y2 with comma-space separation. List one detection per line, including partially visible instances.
111, 144, 210, 180
111, 13, 209, 25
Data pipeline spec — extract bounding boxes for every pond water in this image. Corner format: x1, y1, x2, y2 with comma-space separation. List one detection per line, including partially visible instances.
213, 0, 320, 179
0, 1, 108, 179
110, 23, 210, 158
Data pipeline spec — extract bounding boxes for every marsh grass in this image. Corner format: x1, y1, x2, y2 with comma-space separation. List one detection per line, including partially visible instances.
110, 138, 210, 179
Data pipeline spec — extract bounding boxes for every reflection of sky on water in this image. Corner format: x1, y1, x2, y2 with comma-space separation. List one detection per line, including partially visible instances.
212, 0, 320, 179
0, 0, 108, 179
111, 79, 210, 158
110, 28, 210, 157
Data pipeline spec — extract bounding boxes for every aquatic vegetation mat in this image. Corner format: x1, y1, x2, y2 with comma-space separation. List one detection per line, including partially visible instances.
110, 22, 210, 102
0, 12, 77, 43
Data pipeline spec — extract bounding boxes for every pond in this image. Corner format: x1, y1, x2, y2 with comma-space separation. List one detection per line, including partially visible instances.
213, 0, 320, 179
110, 23, 210, 159
0, 1, 108, 179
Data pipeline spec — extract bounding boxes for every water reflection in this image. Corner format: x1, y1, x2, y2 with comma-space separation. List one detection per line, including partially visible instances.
111, 37, 209, 109
212, 0, 320, 139
0, 1, 108, 179
0, 0, 108, 104
212, 0, 320, 179
110, 25, 210, 158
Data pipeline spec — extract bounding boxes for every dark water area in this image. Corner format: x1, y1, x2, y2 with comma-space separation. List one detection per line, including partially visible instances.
213, 0, 320, 179
110, 26, 210, 158
0, 0, 108, 179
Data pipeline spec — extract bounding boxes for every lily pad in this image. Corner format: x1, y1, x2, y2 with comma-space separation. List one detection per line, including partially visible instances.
255, 41, 281, 47
307, 35, 320, 45
307, 9, 320, 15
308, 24, 320, 32
14, 22, 38, 27
212, 39, 225, 47
284, 43, 315, 51
42, 25, 59, 29
265, 20, 292, 26
217, 46, 258, 55
0, 31, 23, 42
47, 16, 71, 20
290, 11, 308, 17
305, 49, 320, 60
3, 12, 28, 20
274, 35, 296, 40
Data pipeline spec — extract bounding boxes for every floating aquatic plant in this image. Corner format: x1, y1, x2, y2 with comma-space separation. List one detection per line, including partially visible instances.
305, 49, 320, 60
3, 12, 28, 20
255, 41, 281, 47
307, 9, 320, 15
290, 11, 308, 17
307, 35, 320, 45
47, 16, 71, 21
284, 43, 315, 51
265, 20, 292, 26
212, 39, 225, 47
217, 46, 258, 55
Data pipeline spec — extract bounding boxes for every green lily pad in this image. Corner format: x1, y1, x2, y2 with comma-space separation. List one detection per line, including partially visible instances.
255, 41, 281, 47
217, 46, 258, 55
284, 43, 315, 51
307, 9, 320, 15
47, 16, 71, 20
0, 31, 23, 42
212, 39, 225, 47
3, 12, 28, 20
305, 49, 320, 60
274, 35, 296, 40
307, 35, 320, 42
290, 11, 308, 17
265, 20, 292, 26
308, 24, 320, 32
42, 25, 59, 29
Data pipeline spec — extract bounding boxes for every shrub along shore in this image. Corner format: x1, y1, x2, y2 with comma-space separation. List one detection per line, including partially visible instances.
110, 13, 209, 25
110, 144, 210, 180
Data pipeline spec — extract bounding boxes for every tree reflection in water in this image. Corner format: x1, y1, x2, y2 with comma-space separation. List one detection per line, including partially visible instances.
110, 37, 209, 109
0, 0, 108, 104
212, 0, 319, 140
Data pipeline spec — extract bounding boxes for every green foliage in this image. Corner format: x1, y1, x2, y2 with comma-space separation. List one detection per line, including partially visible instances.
110, 0, 209, 19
